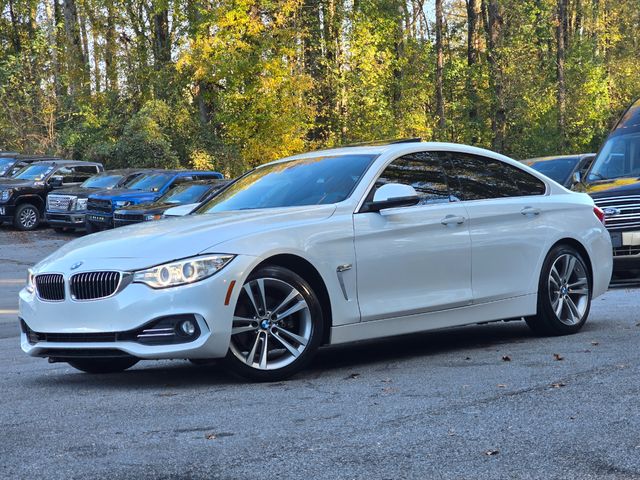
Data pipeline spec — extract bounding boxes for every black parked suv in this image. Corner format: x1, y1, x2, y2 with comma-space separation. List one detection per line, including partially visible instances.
0, 160, 103, 230
46, 169, 149, 232
0, 155, 61, 178
573, 98, 640, 280
113, 179, 229, 227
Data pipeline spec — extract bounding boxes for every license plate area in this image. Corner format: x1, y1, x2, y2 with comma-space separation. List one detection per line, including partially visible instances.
610, 231, 622, 248
88, 215, 108, 222
0, 206, 5, 215
622, 231, 640, 246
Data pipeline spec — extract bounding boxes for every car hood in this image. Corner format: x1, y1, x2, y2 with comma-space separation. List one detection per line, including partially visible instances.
163, 203, 200, 217
116, 201, 176, 215
0, 178, 34, 189
91, 189, 158, 202
584, 178, 640, 197
50, 186, 112, 198
35, 204, 337, 272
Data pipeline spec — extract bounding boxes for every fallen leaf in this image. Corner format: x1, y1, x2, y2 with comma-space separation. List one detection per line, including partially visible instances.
583, 349, 591, 353
553, 353, 564, 361
497, 384, 507, 388
382, 387, 396, 394
485, 449, 500, 456
381, 378, 392, 383
502, 355, 511, 362
591, 341, 599, 346
158, 392, 177, 397
205, 433, 216, 440
465, 357, 471, 361
346, 373, 360, 380
551, 382, 566, 388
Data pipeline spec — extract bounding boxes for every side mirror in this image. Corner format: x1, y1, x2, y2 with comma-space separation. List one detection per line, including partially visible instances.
365, 183, 420, 212
572, 171, 582, 185
49, 176, 64, 187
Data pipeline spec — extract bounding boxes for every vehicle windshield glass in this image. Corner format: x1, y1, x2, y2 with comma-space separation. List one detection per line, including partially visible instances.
197, 154, 376, 213
0, 158, 16, 175
126, 173, 173, 191
81, 174, 123, 189
13, 164, 54, 181
588, 133, 640, 181
529, 157, 579, 184
161, 184, 212, 204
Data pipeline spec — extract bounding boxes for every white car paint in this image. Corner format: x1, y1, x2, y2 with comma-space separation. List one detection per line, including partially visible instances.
162, 203, 199, 218
19, 142, 613, 367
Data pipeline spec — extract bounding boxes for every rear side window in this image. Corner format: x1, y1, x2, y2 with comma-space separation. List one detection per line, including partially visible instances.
375, 152, 450, 205
441, 152, 545, 201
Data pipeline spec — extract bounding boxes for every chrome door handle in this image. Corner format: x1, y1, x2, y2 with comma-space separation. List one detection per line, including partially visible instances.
441, 215, 466, 226
521, 206, 541, 216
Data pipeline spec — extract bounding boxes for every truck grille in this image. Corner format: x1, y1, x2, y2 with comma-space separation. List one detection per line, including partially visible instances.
70, 271, 121, 300
87, 198, 112, 214
35, 274, 65, 301
47, 195, 74, 212
594, 195, 640, 231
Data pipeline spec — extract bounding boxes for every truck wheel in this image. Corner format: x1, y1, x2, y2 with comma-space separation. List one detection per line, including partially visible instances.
14, 204, 40, 231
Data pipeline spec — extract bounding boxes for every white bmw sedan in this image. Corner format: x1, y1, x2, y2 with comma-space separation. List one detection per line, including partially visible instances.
19, 142, 613, 381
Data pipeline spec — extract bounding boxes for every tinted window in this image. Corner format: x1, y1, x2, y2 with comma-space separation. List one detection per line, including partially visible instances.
0, 158, 15, 175
127, 173, 174, 192
14, 164, 55, 181
81, 173, 124, 189
160, 184, 212, 204
375, 152, 450, 205
443, 153, 545, 200
198, 154, 375, 213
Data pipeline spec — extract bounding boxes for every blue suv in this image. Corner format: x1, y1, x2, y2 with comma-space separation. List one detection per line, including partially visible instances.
85, 170, 223, 232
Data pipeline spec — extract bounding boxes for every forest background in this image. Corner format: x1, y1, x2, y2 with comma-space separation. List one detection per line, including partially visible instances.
0, 0, 638, 175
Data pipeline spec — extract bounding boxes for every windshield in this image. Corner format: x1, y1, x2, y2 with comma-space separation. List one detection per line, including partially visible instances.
0, 158, 16, 175
160, 184, 212, 204
588, 133, 640, 182
13, 164, 54, 181
126, 173, 173, 192
81, 173, 124, 189
198, 154, 376, 213
529, 157, 579, 184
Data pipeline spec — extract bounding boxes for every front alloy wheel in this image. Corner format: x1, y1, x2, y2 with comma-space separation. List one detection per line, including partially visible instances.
224, 266, 324, 381
526, 245, 592, 335
14, 203, 40, 231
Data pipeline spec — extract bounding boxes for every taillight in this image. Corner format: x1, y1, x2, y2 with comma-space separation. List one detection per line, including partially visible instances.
593, 206, 606, 226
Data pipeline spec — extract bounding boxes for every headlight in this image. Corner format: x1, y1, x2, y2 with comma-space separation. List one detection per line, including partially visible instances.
144, 214, 163, 221
26, 268, 35, 294
0, 189, 12, 202
115, 200, 132, 207
76, 198, 88, 211
133, 254, 235, 289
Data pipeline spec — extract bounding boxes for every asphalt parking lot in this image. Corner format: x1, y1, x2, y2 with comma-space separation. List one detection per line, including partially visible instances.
1, 226, 640, 479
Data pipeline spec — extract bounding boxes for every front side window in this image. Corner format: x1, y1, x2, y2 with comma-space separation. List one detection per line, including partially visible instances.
160, 184, 212, 204
529, 157, 580, 185
588, 133, 640, 182
374, 152, 450, 205
13, 164, 54, 181
0, 158, 16, 175
443, 153, 545, 201
127, 173, 174, 192
81, 174, 124, 189
198, 154, 376, 213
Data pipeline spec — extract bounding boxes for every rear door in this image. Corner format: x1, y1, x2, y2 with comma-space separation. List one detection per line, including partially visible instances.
353, 152, 472, 322
439, 151, 551, 303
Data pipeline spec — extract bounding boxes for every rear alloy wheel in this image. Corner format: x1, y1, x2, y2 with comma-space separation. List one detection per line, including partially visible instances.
526, 245, 592, 335
224, 266, 324, 381
67, 357, 139, 374
14, 203, 40, 231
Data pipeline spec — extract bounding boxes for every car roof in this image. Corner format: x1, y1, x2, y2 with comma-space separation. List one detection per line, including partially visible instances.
522, 153, 595, 165
268, 141, 517, 166
173, 179, 230, 186
29, 160, 102, 167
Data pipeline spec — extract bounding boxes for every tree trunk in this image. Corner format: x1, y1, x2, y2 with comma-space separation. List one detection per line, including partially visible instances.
105, 2, 118, 92
435, 0, 445, 131
483, 0, 506, 152
466, 0, 481, 142
62, 0, 90, 97
556, 0, 567, 148
302, 0, 324, 141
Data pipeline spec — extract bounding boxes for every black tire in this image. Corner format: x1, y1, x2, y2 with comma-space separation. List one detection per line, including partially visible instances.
525, 244, 592, 336
67, 357, 139, 374
53, 227, 74, 233
224, 266, 324, 382
13, 203, 40, 231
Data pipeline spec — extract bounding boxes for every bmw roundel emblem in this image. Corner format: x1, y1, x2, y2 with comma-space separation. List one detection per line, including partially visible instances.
602, 207, 621, 217
70, 261, 84, 271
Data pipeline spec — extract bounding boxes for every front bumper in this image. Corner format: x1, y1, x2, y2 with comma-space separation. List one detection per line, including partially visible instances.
0, 204, 16, 221
609, 230, 640, 273
18, 255, 255, 360
85, 212, 114, 229
46, 212, 87, 228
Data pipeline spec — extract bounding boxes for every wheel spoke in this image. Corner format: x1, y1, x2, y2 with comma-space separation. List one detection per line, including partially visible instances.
277, 299, 308, 320
232, 324, 258, 335
272, 289, 299, 315
554, 297, 564, 317
565, 296, 581, 322
246, 332, 261, 366
259, 332, 269, 369
563, 256, 577, 281
257, 279, 268, 313
272, 332, 301, 358
568, 278, 587, 289
569, 289, 589, 295
274, 325, 308, 347
243, 283, 261, 316
550, 266, 562, 285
